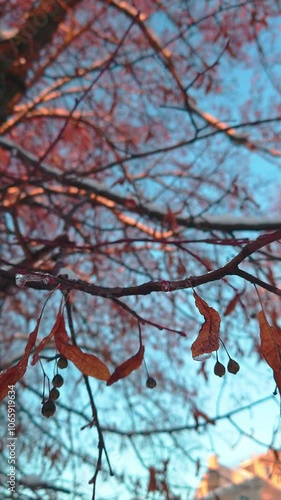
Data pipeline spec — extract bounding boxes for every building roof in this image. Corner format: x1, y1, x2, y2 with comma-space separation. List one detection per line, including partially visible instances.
195, 450, 281, 499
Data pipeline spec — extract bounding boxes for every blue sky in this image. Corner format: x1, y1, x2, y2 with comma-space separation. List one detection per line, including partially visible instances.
1, 4, 281, 499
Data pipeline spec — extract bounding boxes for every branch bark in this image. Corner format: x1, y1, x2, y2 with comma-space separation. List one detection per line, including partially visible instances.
1, 229, 280, 298
0, 0, 81, 121
1, 137, 281, 234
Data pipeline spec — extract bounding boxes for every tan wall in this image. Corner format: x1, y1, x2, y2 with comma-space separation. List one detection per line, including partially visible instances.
195, 452, 281, 500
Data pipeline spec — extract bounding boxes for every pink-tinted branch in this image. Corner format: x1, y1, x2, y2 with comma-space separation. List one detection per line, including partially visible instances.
3, 229, 280, 298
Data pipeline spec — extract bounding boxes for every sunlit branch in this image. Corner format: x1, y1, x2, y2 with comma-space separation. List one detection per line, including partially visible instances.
235, 268, 281, 296
2, 229, 280, 301
1, 138, 281, 233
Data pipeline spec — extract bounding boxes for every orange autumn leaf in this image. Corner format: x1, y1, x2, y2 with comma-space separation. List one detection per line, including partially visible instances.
271, 325, 281, 348
0, 318, 41, 401
54, 312, 110, 381
191, 291, 220, 360
107, 345, 145, 386
258, 310, 281, 372
224, 293, 240, 316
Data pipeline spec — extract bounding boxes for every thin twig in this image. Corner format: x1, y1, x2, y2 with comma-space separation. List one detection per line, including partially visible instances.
65, 298, 114, 500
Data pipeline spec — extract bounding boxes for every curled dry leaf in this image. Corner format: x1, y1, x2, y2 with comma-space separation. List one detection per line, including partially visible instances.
107, 345, 145, 386
258, 310, 281, 371
0, 318, 41, 401
258, 310, 281, 393
191, 291, 221, 360
54, 313, 110, 381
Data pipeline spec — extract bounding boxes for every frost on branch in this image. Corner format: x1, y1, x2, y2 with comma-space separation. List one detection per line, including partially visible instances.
15, 272, 55, 288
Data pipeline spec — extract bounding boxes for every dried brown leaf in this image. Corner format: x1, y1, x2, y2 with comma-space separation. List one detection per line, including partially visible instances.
258, 310, 281, 371
191, 291, 220, 360
54, 313, 110, 381
107, 345, 145, 386
0, 318, 41, 401
224, 293, 240, 316
147, 467, 157, 492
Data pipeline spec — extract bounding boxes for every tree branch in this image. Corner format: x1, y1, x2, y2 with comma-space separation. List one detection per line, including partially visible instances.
2, 229, 280, 299
0, 0, 82, 121
1, 137, 281, 233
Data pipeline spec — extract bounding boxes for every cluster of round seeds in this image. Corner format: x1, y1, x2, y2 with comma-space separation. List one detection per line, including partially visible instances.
214, 357, 240, 378
41, 356, 68, 418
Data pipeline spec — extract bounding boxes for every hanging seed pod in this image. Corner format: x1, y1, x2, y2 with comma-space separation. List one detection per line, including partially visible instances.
146, 376, 157, 389
227, 358, 240, 374
52, 374, 64, 388
57, 356, 68, 369
49, 387, 60, 400
214, 361, 226, 377
42, 399, 56, 418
